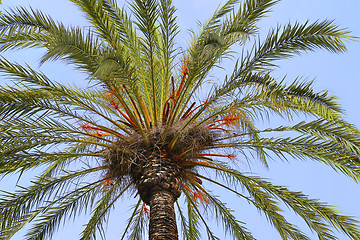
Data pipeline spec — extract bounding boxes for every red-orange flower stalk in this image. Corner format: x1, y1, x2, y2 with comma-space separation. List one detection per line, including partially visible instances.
181, 182, 195, 194
180, 102, 196, 120
197, 156, 214, 162
198, 153, 235, 160
143, 203, 150, 219
175, 59, 190, 102
82, 125, 105, 137
184, 161, 211, 168
183, 177, 208, 204
109, 86, 140, 128
192, 161, 210, 168
81, 124, 118, 138
104, 89, 114, 98
193, 176, 202, 184
182, 96, 209, 120
122, 85, 145, 127
194, 190, 209, 204
162, 101, 171, 123
180, 59, 190, 79
139, 97, 152, 128
162, 91, 175, 122
175, 78, 185, 101
110, 101, 136, 127
180, 65, 188, 77
82, 124, 103, 131
101, 178, 113, 187
207, 110, 242, 130
100, 133, 118, 137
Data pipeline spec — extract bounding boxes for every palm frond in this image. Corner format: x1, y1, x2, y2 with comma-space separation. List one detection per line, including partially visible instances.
176, 201, 199, 240
158, 0, 178, 108
0, 7, 58, 51
127, 199, 148, 240
238, 20, 351, 73
196, 173, 311, 240
186, 196, 202, 240
130, 0, 161, 124
120, 199, 142, 240
23, 181, 102, 240
211, 69, 343, 118
69, 0, 120, 49
183, 0, 280, 101
194, 185, 255, 240
80, 183, 132, 240
0, 168, 103, 235
223, 0, 280, 37
182, 192, 219, 240
203, 163, 360, 239
0, 0, 359, 239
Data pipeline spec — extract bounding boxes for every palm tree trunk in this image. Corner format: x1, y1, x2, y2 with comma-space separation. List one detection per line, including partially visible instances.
149, 190, 178, 240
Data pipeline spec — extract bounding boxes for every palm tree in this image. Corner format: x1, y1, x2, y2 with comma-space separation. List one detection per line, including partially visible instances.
0, 0, 360, 239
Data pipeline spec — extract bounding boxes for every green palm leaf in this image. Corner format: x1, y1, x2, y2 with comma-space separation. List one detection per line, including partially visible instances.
0, 0, 359, 239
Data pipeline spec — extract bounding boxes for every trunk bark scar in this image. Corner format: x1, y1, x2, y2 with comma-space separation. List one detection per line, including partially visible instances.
149, 190, 178, 240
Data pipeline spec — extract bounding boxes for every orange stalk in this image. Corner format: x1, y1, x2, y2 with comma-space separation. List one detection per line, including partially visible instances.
110, 101, 136, 127
175, 78, 185, 101
171, 76, 175, 96
82, 124, 104, 131
174, 59, 189, 102
182, 103, 205, 120
82, 124, 116, 135
207, 110, 242, 128
162, 101, 170, 123
181, 102, 196, 120
81, 123, 128, 140
192, 161, 210, 166
182, 96, 209, 120
208, 127, 229, 132
110, 86, 139, 126
181, 182, 195, 194
100, 133, 118, 137
197, 156, 214, 161
162, 91, 174, 120
101, 178, 113, 187
143, 203, 150, 219
122, 85, 144, 127
194, 190, 209, 204
199, 153, 235, 160
140, 98, 152, 128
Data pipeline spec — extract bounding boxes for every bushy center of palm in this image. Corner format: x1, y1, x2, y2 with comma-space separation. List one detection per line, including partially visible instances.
79, 58, 239, 205
104, 122, 216, 204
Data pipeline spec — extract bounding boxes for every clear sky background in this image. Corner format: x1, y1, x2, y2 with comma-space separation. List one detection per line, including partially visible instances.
0, 0, 359, 239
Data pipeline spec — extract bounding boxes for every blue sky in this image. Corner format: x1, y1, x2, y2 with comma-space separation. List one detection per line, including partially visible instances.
1, 0, 360, 239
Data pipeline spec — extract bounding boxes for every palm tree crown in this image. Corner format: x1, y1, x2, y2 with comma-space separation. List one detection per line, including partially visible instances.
0, 0, 360, 239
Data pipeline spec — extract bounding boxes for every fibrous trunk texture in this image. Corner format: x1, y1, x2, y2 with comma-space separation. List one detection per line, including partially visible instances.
149, 190, 178, 240
133, 152, 182, 205
132, 153, 181, 239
